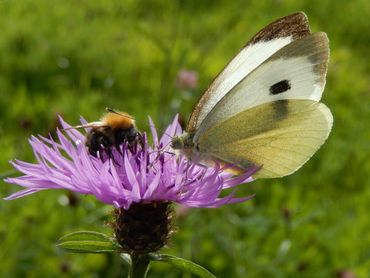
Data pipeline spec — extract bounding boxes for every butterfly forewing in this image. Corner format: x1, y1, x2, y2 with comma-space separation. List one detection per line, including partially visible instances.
187, 12, 311, 132
197, 100, 333, 178
195, 32, 329, 139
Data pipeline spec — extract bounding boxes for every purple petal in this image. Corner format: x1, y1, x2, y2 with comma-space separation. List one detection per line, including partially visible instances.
4, 188, 46, 200
3, 115, 257, 209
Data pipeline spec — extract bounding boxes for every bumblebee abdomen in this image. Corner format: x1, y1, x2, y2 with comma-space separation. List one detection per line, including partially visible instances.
114, 127, 138, 147
85, 128, 114, 156
85, 126, 138, 157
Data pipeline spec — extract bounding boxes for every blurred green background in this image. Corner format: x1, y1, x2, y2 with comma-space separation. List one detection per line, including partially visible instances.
0, 0, 369, 277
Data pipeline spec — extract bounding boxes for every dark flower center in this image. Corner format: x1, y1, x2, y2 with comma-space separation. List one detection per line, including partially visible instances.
113, 202, 173, 254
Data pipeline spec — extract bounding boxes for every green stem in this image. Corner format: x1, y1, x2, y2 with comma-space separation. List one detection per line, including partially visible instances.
129, 254, 150, 278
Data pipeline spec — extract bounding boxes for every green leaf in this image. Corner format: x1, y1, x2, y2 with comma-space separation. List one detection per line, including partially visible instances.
120, 253, 132, 266
149, 253, 216, 278
57, 231, 118, 253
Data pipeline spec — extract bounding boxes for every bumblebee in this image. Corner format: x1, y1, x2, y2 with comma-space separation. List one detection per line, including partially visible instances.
68, 108, 138, 156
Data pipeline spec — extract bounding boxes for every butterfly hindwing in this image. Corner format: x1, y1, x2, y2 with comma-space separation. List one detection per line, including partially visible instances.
196, 100, 332, 178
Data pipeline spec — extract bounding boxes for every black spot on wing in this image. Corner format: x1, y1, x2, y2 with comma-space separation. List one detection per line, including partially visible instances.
270, 80, 291, 95
272, 100, 289, 120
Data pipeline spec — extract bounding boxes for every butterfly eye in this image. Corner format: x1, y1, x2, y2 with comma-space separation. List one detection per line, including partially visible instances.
171, 137, 184, 149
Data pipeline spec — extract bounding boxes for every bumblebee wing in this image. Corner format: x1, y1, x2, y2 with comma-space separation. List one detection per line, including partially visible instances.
62, 121, 104, 130
197, 100, 333, 179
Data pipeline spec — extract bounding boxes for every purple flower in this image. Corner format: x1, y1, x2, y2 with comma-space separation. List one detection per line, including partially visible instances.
4, 115, 257, 209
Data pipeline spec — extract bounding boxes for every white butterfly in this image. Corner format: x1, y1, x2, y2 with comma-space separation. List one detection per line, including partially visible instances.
171, 12, 333, 179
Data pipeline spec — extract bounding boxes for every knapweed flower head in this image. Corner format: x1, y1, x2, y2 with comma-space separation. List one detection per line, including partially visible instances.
4, 115, 257, 210
4, 115, 258, 253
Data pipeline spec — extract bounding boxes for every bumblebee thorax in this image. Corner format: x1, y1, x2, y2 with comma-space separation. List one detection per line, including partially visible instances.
101, 112, 135, 130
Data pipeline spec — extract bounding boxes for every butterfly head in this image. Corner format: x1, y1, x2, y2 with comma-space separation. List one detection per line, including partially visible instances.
171, 132, 195, 150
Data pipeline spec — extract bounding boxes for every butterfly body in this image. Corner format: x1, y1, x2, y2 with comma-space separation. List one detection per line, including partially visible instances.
171, 12, 333, 179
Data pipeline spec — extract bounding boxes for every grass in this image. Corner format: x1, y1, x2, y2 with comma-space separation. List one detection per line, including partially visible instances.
0, 0, 369, 277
